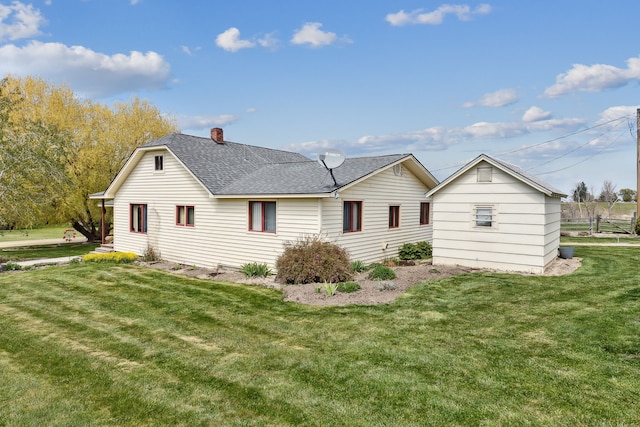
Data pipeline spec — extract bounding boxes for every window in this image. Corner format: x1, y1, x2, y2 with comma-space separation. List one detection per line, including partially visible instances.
249, 201, 276, 233
420, 202, 430, 225
130, 204, 147, 233
176, 205, 195, 227
154, 155, 164, 171
343, 201, 362, 233
475, 206, 493, 227
389, 205, 400, 228
477, 166, 492, 182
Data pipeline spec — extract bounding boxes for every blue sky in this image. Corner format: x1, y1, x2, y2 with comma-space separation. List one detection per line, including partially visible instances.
2, 0, 640, 196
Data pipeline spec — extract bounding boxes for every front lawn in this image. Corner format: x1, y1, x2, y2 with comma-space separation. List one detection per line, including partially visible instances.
0, 242, 99, 261
1, 246, 639, 425
0, 225, 73, 242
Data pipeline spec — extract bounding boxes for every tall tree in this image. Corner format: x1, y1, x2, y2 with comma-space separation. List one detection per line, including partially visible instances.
598, 180, 618, 217
2, 76, 178, 239
619, 188, 637, 203
0, 79, 68, 228
572, 181, 590, 217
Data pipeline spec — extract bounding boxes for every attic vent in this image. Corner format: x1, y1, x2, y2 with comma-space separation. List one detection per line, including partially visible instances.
393, 164, 403, 176
477, 166, 492, 182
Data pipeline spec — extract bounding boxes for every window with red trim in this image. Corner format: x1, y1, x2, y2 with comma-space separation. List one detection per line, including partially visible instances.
343, 201, 362, 232
130, 204, 147, 233
176, 205, 195, 226
389, 205, 400, 228
249, 201, 276, 232
420, 202, 430, 225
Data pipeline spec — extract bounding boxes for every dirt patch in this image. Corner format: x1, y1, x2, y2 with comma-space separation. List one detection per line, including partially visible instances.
139, 256, 582, 307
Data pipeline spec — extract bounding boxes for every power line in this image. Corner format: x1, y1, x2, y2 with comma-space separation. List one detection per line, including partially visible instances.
535, 127, 628, 176
526, 118, 628, 172
429, 114, 633, 174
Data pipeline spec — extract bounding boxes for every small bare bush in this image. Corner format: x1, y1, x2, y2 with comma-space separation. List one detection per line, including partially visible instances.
275, 235, 352, 284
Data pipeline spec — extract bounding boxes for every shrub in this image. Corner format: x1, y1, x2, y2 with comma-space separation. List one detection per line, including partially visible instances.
337, 281, 361, 293
3, 262, 22, 271
635, 217, 640, 235
398, 241, 432, 260
141, 245, 161, 262
367, 264, 396, 280
82, 252, 138, 264
351, 260, 367, 273
275, 235, 352, 284
240, 262, 272, 278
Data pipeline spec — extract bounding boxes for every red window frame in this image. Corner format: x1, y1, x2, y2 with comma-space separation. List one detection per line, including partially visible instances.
420, 202, 430, 225
176, 205, 195, 227
343, 201, 362, 233
249, 201, 276, 233
130, 203, 147, 233
389, 205, 400, 229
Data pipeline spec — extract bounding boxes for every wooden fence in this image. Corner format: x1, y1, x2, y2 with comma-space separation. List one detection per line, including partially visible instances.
561, 214, 637, 235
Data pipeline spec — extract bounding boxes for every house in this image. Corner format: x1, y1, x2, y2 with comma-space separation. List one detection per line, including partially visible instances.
94, 128, 439, 269
425, 154, 567, 274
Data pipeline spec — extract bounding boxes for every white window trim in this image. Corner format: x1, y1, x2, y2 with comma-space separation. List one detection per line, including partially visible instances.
472, 205, 497, 229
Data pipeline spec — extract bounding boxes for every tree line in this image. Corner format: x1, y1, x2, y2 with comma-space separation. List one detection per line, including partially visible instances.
0, 76, 178, 241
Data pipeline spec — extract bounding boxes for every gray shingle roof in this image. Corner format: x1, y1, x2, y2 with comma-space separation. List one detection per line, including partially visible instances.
427, 153, 567, 198
488, 156, 567, 197
142, 133, 410, 195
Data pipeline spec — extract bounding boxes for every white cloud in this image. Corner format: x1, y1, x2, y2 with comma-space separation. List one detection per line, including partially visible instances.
215, 27, 255, 52
0, 41, 171, 98
463, 88, 518, 108
386, 3, 491, 26
598, 105, 637, 124
543, 55, 640, 98
291, 22, 349, 48
522, 106, 552, 122
177, 113, 240, 130
286, 109, 585, 159
0, 1, 45, 42
257, 32, 278, 50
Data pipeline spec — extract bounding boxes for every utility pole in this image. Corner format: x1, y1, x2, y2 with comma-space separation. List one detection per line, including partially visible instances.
637, 109, 640, 220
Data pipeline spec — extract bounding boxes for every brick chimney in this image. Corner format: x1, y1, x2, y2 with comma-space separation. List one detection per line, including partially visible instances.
210, 127, 224, 144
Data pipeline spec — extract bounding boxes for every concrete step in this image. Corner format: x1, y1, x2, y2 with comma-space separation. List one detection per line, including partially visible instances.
93, 244, 114, 253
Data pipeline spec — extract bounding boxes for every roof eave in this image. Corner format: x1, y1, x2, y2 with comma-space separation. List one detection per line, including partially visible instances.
213, 192, 334, 199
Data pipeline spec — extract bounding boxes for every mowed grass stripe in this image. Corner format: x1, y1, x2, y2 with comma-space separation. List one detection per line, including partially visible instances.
1, 246, 639, 425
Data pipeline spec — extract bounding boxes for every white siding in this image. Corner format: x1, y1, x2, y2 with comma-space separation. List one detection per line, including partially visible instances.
113, 152, 433, 268
320, 166, 434, 264
430, 161, 561, 274
113, 151, 322, 269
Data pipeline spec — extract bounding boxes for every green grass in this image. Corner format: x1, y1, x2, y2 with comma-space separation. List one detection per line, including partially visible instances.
0, 225, 74, 242
0, 242, 99, 261
1, 247, 639, 425
561, 235, 640, 245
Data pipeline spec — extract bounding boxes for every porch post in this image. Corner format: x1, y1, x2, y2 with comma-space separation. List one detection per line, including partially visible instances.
101, 198, 106, 245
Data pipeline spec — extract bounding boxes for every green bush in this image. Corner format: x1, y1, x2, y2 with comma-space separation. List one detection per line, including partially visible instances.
350, 260, 367, 273
275, 235, 352, 284
240, 262, 272, 278
635, 217, 640, 235
367, 264, 396, 280
398, 241, 432, 260
3, 262, 22, 271
82, 252, 137, 264
337, 281, 361, 293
